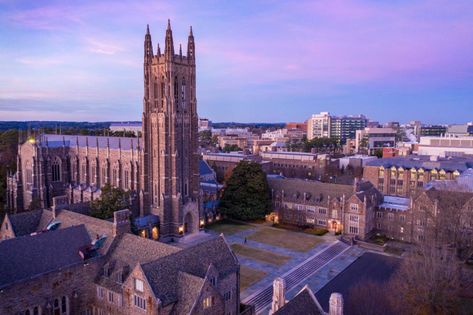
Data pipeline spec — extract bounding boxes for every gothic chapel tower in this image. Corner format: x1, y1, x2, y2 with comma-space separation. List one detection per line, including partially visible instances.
142, 20, 200, 241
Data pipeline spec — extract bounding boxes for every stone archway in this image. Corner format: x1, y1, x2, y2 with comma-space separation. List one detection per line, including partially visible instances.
184, 212, 194, 234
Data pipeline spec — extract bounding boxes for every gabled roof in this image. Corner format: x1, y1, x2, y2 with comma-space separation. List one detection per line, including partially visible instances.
174, 271, 205, 315
422, 188, 473, 210
139, 235, 238, 306
199, 159, 214, 176
0, 225, 91, 289
6, 209, 44, 237
268, 178, 353, 204
38, 134, 141, 151
274, 285, 325, 315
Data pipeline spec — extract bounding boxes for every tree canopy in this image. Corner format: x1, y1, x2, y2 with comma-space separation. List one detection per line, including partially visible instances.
219, 160, 271, 220
90, 183, 130, 219
222, 144, 242, 152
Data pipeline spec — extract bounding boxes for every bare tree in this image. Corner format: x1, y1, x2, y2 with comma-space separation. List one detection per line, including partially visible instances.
388, 190, 473, 314
346, 279, 393, 315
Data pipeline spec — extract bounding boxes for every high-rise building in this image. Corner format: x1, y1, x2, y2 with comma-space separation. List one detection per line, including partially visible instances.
307, 112, 367, 144
330, 115, 368, 144
142, 21, 200, 240
307, 112, 331, 140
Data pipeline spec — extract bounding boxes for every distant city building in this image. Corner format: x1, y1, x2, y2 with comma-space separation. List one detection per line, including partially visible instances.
355, 127, 396, 155
418, 135, 473, 157
261, 151, 333, 180
198, 117, 212, 131
419, 124, 447, 137
446, 123, 473, 136
307, 112, 367, 144
330, 115, 368, 144
285, 122, 307, 131
202, 152, 261, 180
363, 155, 473, 197
109, 121, 142, 135
217, 134, 248, 150
307, 112, 331, 140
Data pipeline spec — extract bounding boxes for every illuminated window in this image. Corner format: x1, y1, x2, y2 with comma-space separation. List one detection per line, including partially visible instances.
203, 296, 214, 309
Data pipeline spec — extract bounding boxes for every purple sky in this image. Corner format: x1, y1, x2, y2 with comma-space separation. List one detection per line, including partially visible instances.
1, 0, 472, 123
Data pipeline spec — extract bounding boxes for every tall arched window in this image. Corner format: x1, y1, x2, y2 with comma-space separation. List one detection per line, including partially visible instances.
174, 76, 178, 100
52, 159, 61, 182
112, 168, 118, 187
181, 78, 186, 102
124, 169, 129, 190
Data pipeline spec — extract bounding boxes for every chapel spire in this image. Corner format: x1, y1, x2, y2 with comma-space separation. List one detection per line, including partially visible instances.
187, 25, 195, 64
165, 19, 174, 60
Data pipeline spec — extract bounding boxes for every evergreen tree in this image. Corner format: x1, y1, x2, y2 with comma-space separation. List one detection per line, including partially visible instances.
219, 161, 271, 220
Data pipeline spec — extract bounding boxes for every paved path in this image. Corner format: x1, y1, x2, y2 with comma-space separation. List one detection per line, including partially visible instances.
242, 241, 350, 314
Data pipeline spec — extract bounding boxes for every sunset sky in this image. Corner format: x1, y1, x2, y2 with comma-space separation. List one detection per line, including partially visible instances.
1, 0, 472, 123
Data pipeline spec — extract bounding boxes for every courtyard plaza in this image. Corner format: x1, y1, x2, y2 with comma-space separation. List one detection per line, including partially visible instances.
205, 220, 365, 313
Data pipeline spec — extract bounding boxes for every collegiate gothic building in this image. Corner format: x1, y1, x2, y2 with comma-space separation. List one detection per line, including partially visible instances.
6, 21, 201, 241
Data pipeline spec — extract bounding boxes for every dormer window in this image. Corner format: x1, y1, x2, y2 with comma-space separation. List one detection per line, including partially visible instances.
135, 279, 144, 292
209, 276, 217, 286
350, 203, 359, 212
103, 264, 110, 277
116, 271, 123, 284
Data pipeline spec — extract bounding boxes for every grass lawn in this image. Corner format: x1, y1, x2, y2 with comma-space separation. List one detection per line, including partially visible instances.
231, 244, 290, 266
247, 227, 322, 252
205, 219, 251, 236
240, 265, 267, 292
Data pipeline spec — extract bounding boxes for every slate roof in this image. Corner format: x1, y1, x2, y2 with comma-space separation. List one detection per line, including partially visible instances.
268, 177, 353, 204
423, 188, 473, 210
0, 225, 91, 289
139, 235, 238, 306
274, 285, 325, 315
6, 209, 44, 237
199, 159, 214, 176
173, 271, 205, 315
37, 134, 141, 151
365, 155, 473, 172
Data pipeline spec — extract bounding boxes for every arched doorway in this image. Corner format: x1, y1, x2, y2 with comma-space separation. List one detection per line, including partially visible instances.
184, 212, 194, 234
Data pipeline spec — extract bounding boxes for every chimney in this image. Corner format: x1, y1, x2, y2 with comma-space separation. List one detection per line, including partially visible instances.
270, 278, 286, 314
329, 293, 344, 315
113, 209, 131, 237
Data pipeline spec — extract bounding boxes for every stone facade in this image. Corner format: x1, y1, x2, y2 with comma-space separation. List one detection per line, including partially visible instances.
269, 178, 382, 240
0, 208, 240, 315
363, 155, 472, 197
7, 21, 201, 241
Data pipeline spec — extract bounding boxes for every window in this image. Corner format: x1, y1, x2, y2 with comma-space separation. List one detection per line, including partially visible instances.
318, 219, 327, 226
376, 212, 383, 218
209, 276, 217, 286
135, 279, 144, 292
376, 222, 381, 229
108, 291, 114, 304
349, 226, 359, 234
224, 291, 231, 301
400, 215, 405, 222
387, 213, 394, 221
349, 215, 359, 223
350, 203, 359, 212
52, 159, 61, 182
400, 227, 404, 234
61, 296, 67, 314
124, 170, 129, 189
134, 295, 146, 310
97, 286, 105, 299
4, 222, 8, 230
203, 296, 214, 309
318, 208, 327, 215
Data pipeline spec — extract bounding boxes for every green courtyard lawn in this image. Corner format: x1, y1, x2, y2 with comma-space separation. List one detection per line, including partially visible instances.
205, 219, 251, 236
239, 265, 268, 292
247, 227, 322, 252
231, 244, 290, 266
